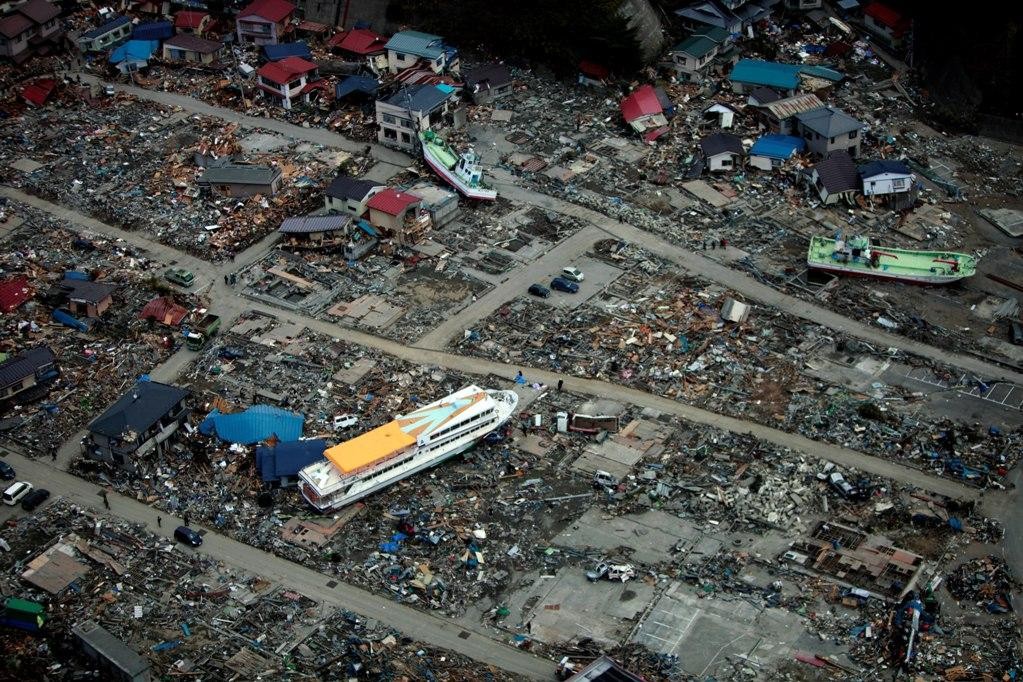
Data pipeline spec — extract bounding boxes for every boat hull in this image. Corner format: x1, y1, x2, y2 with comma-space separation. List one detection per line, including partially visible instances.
807, 260, 969, 285
422, 148, 497, 201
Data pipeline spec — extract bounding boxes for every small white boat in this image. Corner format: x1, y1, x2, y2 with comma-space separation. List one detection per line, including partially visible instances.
419, 130, 497, 201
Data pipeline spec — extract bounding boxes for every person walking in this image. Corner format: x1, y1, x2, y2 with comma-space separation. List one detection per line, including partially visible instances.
157, 516, 162, 528
101, 490, 110, 509
557, 378, 564, 392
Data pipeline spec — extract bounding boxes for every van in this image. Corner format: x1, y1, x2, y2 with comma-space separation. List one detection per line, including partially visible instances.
2, 481, 33, 506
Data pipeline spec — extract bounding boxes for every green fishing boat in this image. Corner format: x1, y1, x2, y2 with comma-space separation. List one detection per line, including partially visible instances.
807, 234, 977, 284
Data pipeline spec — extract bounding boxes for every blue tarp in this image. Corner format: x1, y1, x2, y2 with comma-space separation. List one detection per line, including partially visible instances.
335, 75, 378, 98
109, 40, 158, 65
254, 439, 326, 482
199, 405, 303, 444
132, 21, 172, 41
263, 41, 311, 61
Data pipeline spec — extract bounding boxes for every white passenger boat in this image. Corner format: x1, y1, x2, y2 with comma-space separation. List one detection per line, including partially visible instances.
298, 385, 518, 511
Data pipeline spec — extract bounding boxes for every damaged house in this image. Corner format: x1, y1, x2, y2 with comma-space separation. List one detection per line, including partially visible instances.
0, 0, 63, 64
795, 106, 863, 158
384, 30, 458, 74
58, 278, 116, 318
0, 345, 58, 403
235, 0, 295, 46
463, 63, 513, 105
82, 380, 190, 470
278, 214, 353, 251
375, 84, 454, 152
256, 56, 326, 109
699, 132, 744, 172
806, 151, 860, 205
620, 84, 670, 142
324, 176, 384, 217
198, 164, 283, 197
859, 159, 916, 210
365, 188, 431, 246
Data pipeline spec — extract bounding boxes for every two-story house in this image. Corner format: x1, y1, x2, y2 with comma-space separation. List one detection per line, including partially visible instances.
0, 346, 58, 403
674, 0, 769, 33
795, 106, 863, 158
83, 380, 190, 470
863, 2, 910, 50
0, 0, 62, 63
366, 188, 432, 245
384, 30, 458, 74
324, 176, 384, 217
256, 56, 324, 109
236, 0, 295, 46
77, 15, 131, 53
375, 84, 453, 152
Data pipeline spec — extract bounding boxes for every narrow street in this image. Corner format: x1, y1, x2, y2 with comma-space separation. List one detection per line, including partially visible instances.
1, 451, 556, 680
74, 76, 1023, 387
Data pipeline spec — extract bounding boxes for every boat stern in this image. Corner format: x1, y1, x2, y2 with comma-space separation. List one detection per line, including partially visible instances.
488, 389, 519, 424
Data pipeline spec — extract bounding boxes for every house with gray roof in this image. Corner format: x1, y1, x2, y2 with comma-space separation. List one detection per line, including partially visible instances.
83, 380, 189, 470
324, 176, 384, 217
0, 346, 57, 402
197, 164, 283, 197
699, 131, 744, 172
278, 214, 353, 250
375, 84, 455, 152
795, 106, 863, 157
806, 151, 859, 205
77, 15, 131, 52
58, 279, 117, 317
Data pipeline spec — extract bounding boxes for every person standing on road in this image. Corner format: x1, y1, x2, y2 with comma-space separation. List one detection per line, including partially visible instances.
157, 516, 162, 528
101, 490, 110, 509
557, 379, 564, 392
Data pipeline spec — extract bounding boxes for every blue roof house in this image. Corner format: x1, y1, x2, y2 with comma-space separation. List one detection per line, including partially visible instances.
263, 41, 311, 61
255, 439, 326, 487
729, 59, 802, 95
749, 135, 806, 170
131, 20, 172, 41
78, 15, 132, 52
385, 30, 458, 74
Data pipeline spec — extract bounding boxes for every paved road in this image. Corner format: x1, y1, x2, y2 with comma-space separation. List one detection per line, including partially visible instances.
492, 181, 1023, 387
78, 74, 413, 169
418, 224, 607, 349
80, 78, 1023, 387
0, 450, 554, 680
10, 189, 980, 499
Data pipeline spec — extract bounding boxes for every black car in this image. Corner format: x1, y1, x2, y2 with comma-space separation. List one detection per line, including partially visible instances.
21, 488, 50, 511
528, 283, 550, 298
0, 460, 14, 481
174, 526, 203, 547
550, 277, 580, 294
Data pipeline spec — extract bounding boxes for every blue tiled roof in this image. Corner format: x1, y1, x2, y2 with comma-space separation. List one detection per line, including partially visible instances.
750, 134, 805, 159
859, 159, 911, 178
382, 84, 450, 113
81, 15, 130, 40
199, 405, 303, 444
730, 59, 801, 90
384, 30, 445, 60
131, 21, 172, 41
263, 41, 311, 61
799, 64, 844, 82
255, 439, 326, 482
335, 75, 378, 98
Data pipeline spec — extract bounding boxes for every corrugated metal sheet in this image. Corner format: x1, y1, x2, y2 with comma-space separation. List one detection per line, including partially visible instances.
263, 41, 311, 61
278, 214, 351, 234
0, 277, 32, 313
762, 93, 824, 120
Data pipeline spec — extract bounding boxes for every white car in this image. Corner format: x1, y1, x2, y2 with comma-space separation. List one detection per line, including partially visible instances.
561, 267, 584, 282
333, 414, 357, 430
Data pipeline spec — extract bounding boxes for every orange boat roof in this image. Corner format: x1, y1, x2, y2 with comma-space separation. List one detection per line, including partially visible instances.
324, 420, 415, 474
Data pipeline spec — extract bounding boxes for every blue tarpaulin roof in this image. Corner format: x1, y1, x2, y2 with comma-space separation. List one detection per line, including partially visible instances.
109, 40, 158, 64
263, 41, 311, 61
255, 439, 326, 482
132, 21, 173, 41
750, 134, 806, 159
730, 59, 801, 90
199, 405, 303, 444
335, 75, 378, 98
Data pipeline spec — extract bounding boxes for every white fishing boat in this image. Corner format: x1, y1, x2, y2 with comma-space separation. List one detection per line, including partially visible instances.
419, 130, 497, 200
298, 385, 518, 511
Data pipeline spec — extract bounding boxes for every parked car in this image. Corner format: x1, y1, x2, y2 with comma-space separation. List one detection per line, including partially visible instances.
164, 267, 195, 288
527, 283, 550, 298
174, 526, 203, 547
561, 266, 585, 282
2, 481, 32, 506
103, 84, 116, 96
593, 470, 619, 488
550, 277, 579, 293
20, 488, 50, 512
333, 414, 358, 430
0, 460, 14, 480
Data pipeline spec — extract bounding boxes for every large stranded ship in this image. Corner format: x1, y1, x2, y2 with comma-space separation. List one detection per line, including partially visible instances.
299, 385, 518, 511
807, 234, 977, 284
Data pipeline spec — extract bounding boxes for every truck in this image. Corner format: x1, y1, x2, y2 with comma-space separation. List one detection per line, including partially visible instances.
186, 314, 220, 351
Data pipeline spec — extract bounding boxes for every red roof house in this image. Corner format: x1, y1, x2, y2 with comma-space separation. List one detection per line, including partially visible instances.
620, 84, 669, 141
236, 0, 295, 45
174, 10, 210, 35
0, 277, 33, 313
328, 28, 387, 55
257, 55, 317, 85
863, 2, 911, 40
238, 0, 294, 22
366, 188, 421, 216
